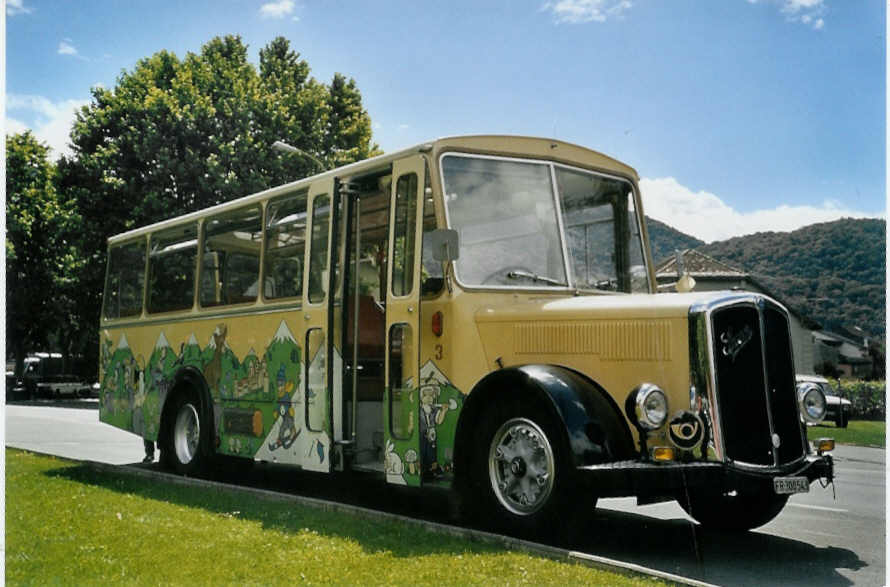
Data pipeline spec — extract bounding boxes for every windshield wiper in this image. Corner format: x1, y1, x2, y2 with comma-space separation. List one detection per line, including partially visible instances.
592, 278, 618, 291
506, 269, 564, 286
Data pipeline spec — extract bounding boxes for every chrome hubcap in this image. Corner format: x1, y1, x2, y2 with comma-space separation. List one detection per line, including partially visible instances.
174, 402, 200, 465
488, 417, 555, 515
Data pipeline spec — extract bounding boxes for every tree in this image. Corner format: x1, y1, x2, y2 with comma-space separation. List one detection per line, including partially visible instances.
6, 132, 80, 375
57, 35, 379, 372
325, 73, 379, 168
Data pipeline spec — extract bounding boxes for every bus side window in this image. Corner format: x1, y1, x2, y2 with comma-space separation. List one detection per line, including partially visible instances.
200, 205, 262, 307
147, 223, 198, 314
420, 184, 443, 297
103, 240, 147, 319
265, 190, 309, 301
391, 173, 418, 297
308, 194, 331, 304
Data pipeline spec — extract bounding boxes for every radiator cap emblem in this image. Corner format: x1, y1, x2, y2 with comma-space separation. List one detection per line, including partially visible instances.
720, 324, 753, 362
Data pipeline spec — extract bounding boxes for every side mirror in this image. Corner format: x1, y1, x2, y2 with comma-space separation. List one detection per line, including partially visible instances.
427, 229, 459, 263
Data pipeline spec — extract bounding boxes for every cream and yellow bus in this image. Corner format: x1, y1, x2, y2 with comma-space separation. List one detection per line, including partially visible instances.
100, 135, 834, 534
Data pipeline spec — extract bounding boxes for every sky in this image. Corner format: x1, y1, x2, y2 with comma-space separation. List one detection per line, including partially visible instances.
5, 0, 886, 242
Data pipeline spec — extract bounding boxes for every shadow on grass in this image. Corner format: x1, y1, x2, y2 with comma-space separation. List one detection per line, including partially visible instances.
45, 461, 499, 560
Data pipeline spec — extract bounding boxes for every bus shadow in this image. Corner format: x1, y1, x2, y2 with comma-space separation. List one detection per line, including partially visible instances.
569, 507, 867, 586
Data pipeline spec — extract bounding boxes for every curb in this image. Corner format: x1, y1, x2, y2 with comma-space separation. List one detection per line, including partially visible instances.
82, 459, 715, 587
7, 399, 99, 410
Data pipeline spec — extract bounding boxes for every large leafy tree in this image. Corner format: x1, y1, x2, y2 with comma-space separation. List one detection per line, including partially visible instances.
6, 132, 82, 375
57, 35, 379, 373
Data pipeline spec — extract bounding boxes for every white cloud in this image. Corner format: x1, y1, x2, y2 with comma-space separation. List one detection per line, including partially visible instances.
6, 94, 91, 159
782, 0, 826, 29
639, 176, 880, 243
784, 0, 823, 9
5, 117, 29, 135
259, 0, 295, 19
6, 0, 32, 16
541, 0, 632, 24
750, 0, 827, 30
58, 39, 78, 56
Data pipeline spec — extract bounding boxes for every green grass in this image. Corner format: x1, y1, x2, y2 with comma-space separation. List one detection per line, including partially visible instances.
807, 420, 885, 448
6, 449, 661, 585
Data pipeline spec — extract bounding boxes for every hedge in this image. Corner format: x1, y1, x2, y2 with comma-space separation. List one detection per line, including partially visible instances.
831, 379, 885, 420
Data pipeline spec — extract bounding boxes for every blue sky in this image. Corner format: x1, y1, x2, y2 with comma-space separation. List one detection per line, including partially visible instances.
5, 0, 885, 242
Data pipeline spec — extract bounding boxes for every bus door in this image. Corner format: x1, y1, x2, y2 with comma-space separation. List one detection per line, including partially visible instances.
384, 156, 425, 487
301, 178, 336, 473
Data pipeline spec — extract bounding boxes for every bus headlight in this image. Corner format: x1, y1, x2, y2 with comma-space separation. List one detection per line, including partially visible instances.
626, 383, 669, 431
796, 382, 827, 424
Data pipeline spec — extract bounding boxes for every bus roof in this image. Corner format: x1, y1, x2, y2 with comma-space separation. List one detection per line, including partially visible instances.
107, 135, 638, 245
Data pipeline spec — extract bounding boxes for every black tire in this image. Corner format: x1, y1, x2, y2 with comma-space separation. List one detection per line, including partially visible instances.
836, 411, 848, 428
680, 489, 789, 531
160, 390, 210, 476
462, 393, 584, 538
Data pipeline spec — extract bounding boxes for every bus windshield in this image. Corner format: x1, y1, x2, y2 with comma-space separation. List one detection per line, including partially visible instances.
440, 154, 648, 292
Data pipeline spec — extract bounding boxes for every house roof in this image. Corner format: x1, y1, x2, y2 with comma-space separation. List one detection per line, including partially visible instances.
655, 249, 822, 330
654, 249, 747, 278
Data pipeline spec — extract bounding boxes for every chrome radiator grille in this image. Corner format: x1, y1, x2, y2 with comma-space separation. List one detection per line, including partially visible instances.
709, 301, 805, 466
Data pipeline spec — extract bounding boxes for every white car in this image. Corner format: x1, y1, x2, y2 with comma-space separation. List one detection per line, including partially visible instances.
796, 374, 852, 428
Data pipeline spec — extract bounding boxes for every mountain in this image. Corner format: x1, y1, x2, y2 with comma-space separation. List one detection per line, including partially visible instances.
648, 217, 886, 339
645, 217, 705, 262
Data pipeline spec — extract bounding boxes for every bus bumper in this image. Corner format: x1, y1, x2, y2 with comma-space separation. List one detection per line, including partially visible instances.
577, 453, 834, 499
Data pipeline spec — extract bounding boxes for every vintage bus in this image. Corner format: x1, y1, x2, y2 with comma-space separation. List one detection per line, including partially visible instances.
99, 135, 834, 534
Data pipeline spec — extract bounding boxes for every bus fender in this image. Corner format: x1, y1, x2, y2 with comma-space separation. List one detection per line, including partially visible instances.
454, 365, 634, 475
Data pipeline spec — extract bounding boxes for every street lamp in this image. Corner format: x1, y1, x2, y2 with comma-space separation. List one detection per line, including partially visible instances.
271, 140, 326, 173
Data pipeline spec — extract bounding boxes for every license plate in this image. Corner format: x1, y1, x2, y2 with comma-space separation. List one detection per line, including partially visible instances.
773, 476, 809, 494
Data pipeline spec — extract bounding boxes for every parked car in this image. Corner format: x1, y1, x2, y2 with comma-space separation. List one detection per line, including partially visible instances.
5, 370, 27, 401
20, 353, 93, 399
796, 374, 851, 428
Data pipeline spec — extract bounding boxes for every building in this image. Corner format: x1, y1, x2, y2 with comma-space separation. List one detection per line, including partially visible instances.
655, 250, 821, 375
811, 330, 873, 379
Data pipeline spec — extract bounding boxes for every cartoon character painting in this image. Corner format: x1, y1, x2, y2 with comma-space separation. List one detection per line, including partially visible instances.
202, 324, 228, 390
268, 396, 301, 451
419, 376, 459, 479
384, 440, 407, 485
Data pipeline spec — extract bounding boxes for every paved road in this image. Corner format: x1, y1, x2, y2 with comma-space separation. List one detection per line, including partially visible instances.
587, 443, 884, 586
6, 403, 885, 585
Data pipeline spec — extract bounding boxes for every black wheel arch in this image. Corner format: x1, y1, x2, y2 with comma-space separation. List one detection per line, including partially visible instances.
454, 364, 635, 482
158, 366, 217, 458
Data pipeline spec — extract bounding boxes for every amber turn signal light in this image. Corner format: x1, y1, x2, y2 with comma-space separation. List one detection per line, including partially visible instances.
651, 446, 675, 462
815, 438, 835, 454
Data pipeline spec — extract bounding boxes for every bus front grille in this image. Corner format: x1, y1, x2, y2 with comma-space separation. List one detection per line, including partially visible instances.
710, 302, 805, 467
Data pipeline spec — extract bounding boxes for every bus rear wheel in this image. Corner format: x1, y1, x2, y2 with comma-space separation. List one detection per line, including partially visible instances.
161, 391, 208, 476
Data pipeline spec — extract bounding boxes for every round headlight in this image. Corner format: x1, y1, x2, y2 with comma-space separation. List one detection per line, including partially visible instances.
797, 382, 827, 424
627, 383, 669, 431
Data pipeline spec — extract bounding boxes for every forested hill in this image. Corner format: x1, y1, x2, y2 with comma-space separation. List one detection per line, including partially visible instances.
645, 217, 705, 261
667, 218, 886, 338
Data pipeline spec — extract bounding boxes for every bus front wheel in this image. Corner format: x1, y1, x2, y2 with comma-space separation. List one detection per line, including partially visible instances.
161, 391, 208, 476
467, 396, 580, 537
680, 489, 789, 531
